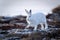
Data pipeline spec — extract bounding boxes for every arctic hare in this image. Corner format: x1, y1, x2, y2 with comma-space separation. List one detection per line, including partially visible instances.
25, 9, 48, 30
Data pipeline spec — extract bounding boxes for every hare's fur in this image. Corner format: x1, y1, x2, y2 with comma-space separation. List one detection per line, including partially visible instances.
25, 9, 48, 30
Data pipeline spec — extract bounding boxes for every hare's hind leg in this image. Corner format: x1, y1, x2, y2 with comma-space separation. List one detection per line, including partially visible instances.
40, 23, 45, 30
34, 25, 37, 31
45, 22, 48, 30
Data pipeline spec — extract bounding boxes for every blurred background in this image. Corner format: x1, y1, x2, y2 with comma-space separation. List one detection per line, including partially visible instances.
0, 0, 60, 16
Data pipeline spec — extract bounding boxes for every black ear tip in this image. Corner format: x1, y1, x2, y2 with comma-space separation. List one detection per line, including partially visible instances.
30, 9, 32, 12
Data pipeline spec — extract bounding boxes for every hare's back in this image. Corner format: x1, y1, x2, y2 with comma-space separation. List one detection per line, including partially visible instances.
30, 13, 46, 24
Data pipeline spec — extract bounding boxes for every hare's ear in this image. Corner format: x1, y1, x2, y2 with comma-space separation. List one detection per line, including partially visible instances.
29, 9, 32, 14
28, 9, 32, 17
25, 9, 31, 17
25, 9, 29, 14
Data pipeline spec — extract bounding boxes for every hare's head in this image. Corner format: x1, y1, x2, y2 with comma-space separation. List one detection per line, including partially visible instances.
25, 9, 32, 17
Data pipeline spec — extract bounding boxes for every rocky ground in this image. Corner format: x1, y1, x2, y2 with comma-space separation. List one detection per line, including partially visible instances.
0, 15, 60, 40
0, 28, 60, 40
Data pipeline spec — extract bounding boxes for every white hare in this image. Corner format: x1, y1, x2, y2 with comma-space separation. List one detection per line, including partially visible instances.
25, 9, 48, 30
